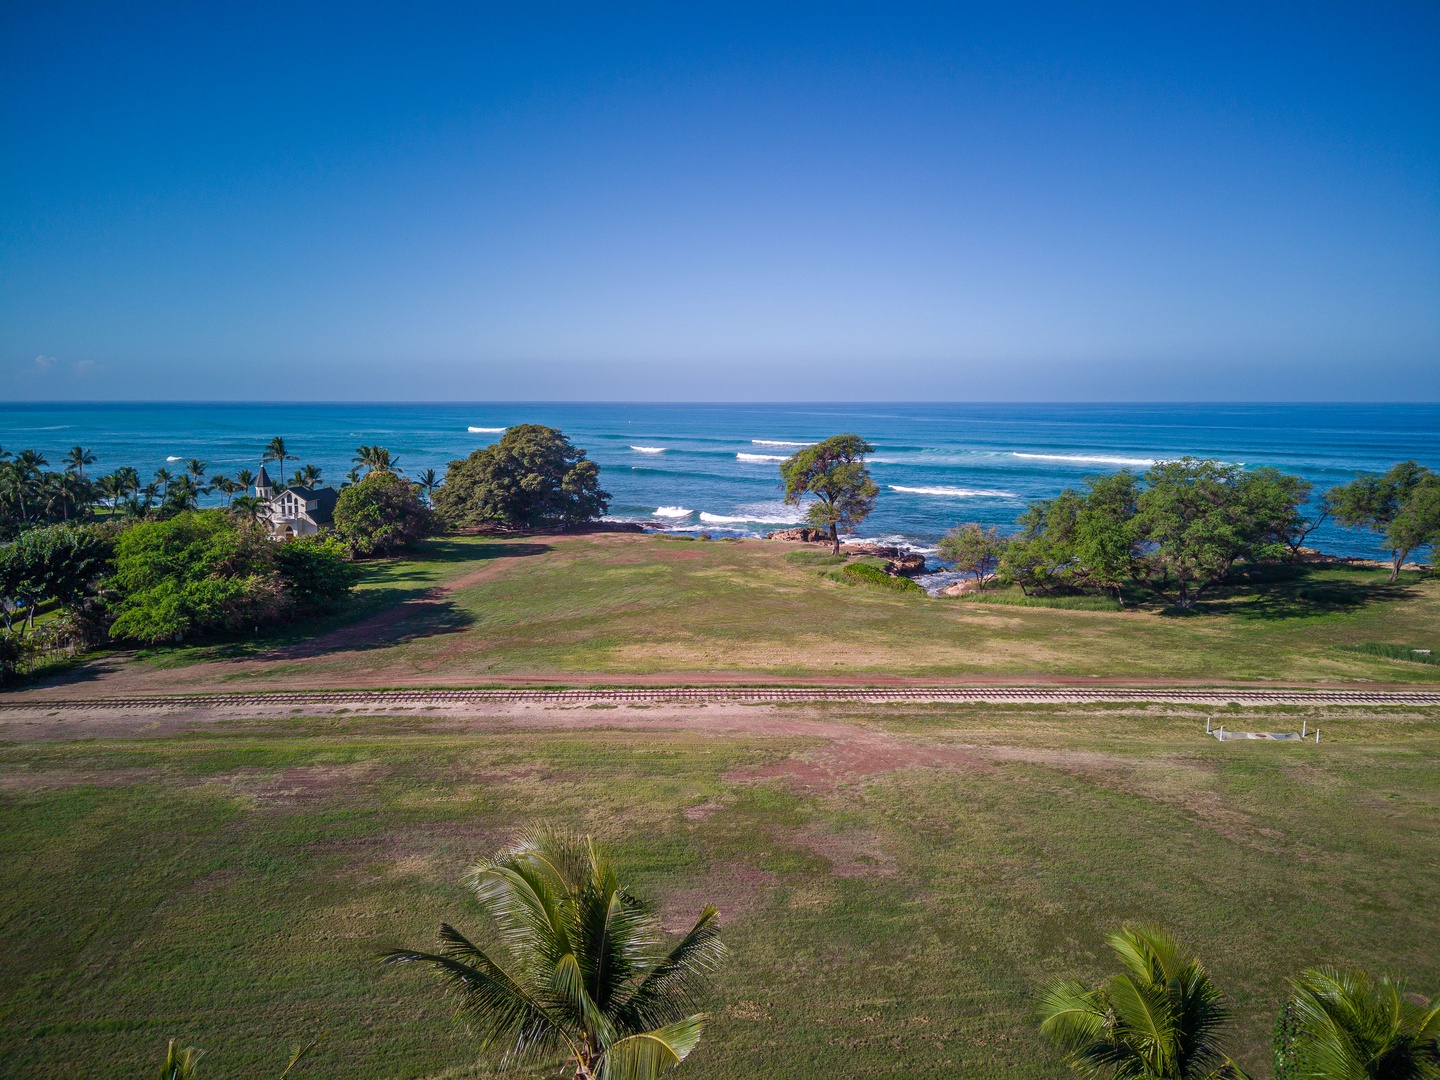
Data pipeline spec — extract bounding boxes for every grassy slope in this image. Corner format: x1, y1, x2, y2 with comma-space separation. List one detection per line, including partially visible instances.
99, 532, 1440, 688
1, 704, 1436, 1077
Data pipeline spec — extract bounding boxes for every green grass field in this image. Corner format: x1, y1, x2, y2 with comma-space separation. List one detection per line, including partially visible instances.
1, 702, 1436, 1077
29, 532, 1436, 695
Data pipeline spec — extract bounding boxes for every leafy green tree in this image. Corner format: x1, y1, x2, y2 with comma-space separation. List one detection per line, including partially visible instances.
110, 511, 290, 643
385, 829, 724, 1080
0, 524, 112, 633
779, 434, 877, 555
1039, 926, 1248, 1080
1135, 458, 1301, 608
274, 535, 359, 610
938, 524, 1007, 587
1285, 968, 1440, 1080
333, 470, 435, 557
1073, 471, 1142, 603
1328, 463, 1439, 582
435, 425, 610, 530
1002, 489, 1084, 595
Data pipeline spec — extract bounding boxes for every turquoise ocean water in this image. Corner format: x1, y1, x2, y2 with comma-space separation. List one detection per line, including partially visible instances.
1, 402, 1436, 560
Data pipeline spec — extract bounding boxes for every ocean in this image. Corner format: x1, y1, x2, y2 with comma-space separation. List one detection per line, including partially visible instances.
2, 402, 1436, 559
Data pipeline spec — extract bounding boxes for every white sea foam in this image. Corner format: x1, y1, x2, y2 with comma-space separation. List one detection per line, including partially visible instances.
736, 452, 786, 462
699, 511, 803, 524
166, 456, 182, 462
652, 506, 693, 517
468, 426, 506, 433
889, 485, 1018, 498
751, 439, 809, 447
1011, 451, 1156, 467
630, 445, 667, 454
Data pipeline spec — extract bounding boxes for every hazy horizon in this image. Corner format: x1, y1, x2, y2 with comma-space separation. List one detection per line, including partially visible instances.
3, 4, 1437, 402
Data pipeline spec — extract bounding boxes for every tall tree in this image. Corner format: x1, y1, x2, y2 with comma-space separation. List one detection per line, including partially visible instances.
414, 467, 440, 504
938, 524, 1006, 587
1285, 968, 1440, 1080
1328, 462, 1440, 582
354, 445, 400, 475
263, 437, 296, 473
385, 829, 724, 1080
779, 434, 878, 555
1039, 926, 1249, 1080
434, 426, 610, 530
64, 445, 97, 480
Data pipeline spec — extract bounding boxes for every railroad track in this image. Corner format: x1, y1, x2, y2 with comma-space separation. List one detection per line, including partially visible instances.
4, 687, 1440, 710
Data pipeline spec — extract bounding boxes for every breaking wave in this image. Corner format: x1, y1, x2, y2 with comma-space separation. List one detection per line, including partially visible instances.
736, 452, 786, 462
630, 445, 667, 454
651, 506, 693, 517
468, 426, 506, 433
166, 456, 183, 462
1011, 451, 1156, 467
889, 485, 1018, 498
751, 439, 808, 447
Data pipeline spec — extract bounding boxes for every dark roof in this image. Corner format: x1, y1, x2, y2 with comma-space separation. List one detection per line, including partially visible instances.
278, 485, 339, 526
255, 464, 274, 490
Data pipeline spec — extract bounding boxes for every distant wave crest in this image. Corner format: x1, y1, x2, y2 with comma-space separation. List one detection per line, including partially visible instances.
737, 452, 786, 462
166, 456, 182, 462
889, 485, 1018, 498
1012, 451, 1155, 467
699, 511, 802, 524
630, 445, 667, 454
652, 506, 692, 517
468, 426, 506, 433
752, 439, 808, 447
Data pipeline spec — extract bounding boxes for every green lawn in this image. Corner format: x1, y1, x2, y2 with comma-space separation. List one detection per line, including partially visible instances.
46, 532, 1437, 693
2, 703, 1437, 1077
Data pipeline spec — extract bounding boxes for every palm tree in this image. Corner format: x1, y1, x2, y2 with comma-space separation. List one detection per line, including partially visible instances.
384, 830, 724, 1080
415, 467, 440, 504
65, 445, 97, 479
291, 463, 322, 489
342, 466, 364, 489
185, 458, 207, 485
231, 495, 267, 524
114, 466, 140, 500
154, 467, 174, 496
11, 449, 47, 521
354, 445, 400, 475
1283, 968, 1440, 1080
263, 436, 295, 469
236, 468, 256, 495
1039, 927, 1249, 1079
210, 473, 232, 506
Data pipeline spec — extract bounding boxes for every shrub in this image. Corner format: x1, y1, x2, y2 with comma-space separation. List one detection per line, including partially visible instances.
275, 534, 360, 609
433, 424, 609, 529
333, 471, 434, 557
840, 562, 924, 593
109, 511, 290, 644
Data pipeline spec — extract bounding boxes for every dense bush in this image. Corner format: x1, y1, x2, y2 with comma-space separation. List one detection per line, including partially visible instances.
110, 512, 289, 643
333, 471, 434, 557
275, 534, 361, 607
840, 562, 924, 592
433, 424, 609, 530
109, 511, 356, 644
997, 458, 1318, 608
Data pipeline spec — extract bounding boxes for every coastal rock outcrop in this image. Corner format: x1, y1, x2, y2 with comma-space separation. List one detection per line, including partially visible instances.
884, 552, 928, 577
766, 528, 828, 542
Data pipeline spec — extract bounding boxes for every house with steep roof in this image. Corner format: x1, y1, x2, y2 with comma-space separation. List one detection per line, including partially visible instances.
254, 465, 339, 538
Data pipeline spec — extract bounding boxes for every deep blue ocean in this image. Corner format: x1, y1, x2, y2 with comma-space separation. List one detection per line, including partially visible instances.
2, 402, 1436, 559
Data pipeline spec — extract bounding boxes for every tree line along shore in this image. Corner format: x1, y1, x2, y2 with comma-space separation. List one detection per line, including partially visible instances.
1, 424, 1436, 680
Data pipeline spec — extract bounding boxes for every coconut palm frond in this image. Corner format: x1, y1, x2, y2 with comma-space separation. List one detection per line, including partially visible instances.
155, 1039, 202, 1080
599, 1014, 709, 1080
1288, 967, 1440, 1080
279, 1034, 321, 1078
617, 907, 726, 1031
388, 830, 724, 1078
383, 933, 565, 1060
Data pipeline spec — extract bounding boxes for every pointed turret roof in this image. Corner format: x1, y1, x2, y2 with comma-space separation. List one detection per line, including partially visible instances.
255, 464, 274, 493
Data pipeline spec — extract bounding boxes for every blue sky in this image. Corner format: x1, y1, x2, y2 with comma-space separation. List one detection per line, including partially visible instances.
2, 2, 1437, 401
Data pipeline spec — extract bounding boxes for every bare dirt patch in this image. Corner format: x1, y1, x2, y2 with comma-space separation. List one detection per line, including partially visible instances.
786, 825, 899, 877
